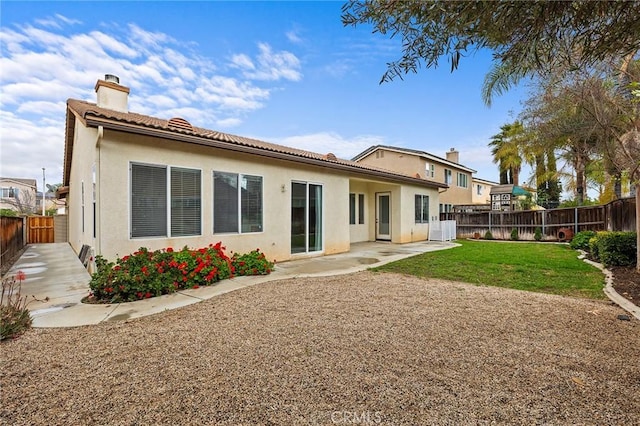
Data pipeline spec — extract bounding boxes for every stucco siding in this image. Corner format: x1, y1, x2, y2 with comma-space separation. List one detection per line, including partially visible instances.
94, 130, 351, 262
67, 122, 98, 255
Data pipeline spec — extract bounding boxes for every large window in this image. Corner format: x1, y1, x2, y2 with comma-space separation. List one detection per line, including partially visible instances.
349, 193, 366, 225
457, 172, 468, 188
213, 171, 263, 234
415, 194, 429, 223
131, 163, 201, 238
444, 169, 452, 185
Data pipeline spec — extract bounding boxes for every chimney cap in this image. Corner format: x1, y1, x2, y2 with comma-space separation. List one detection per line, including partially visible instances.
104, 74, 120, 84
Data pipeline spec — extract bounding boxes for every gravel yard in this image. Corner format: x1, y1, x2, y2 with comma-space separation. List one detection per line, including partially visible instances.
2, 271, 639, 425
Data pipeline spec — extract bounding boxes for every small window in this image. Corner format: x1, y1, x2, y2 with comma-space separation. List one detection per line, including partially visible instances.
349, 193, 356, 224
425, 163, 435, 178
457, 173, 468, 188
444, 169, 452, 185
1, 187, 18, 198
476, 184, 483, 196
349, 193, 366, 225
415, 194, 429, 223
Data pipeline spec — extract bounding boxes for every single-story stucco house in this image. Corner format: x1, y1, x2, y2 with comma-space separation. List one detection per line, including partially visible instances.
60, 75, 447, 262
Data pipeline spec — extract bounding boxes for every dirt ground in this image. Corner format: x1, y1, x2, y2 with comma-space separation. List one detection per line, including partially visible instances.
610, 265, 640, 305
1, 272, 639, 425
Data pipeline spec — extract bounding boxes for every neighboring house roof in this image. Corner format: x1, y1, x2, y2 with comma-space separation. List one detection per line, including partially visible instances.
351, 145, 477, 174
63, 99, 447, 190
472, 177, 500, 186
0, 178, 37, 188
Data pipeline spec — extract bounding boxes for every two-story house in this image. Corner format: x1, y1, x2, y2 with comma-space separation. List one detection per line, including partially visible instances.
0, 177, 37, 214
352, 146, 477, 213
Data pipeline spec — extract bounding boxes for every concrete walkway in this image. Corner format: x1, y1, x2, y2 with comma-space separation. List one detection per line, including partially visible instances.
3, 241, 457, 328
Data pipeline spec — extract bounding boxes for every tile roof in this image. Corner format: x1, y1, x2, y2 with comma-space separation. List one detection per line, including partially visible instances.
64, 99, 447, 190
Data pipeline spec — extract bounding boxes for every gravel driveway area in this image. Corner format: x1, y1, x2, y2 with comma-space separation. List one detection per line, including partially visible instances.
2, 271, 639, 425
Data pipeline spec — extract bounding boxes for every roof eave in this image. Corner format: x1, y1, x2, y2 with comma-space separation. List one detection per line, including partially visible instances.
83, 116, 447, 190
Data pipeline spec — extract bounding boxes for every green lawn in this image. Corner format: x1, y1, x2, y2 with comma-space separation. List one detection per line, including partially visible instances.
372, 240, 606, 299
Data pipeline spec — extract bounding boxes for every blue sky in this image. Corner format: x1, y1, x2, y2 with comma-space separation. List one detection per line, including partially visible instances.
0, 1, 528, 190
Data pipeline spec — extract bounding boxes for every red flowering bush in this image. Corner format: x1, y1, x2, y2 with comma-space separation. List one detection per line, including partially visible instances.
87, 242, 273, 303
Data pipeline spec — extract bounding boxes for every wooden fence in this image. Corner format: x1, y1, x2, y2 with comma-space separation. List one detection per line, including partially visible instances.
441, 197, 636, 241
1, 216, 25, 268
27, 216, 55, 244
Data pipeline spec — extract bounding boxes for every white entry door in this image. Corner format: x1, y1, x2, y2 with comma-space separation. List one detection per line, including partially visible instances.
376, 192, 391, 240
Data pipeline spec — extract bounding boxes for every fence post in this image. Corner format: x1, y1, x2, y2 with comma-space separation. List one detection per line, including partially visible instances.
489, 211, 492, 233
574, 207, 578, 234
542, 210, 546, 236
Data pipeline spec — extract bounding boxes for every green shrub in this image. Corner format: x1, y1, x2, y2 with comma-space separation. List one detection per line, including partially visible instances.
232, 249, 274, 275
589, 231, 637, 267
1, 271, 32, 341
88, 242, 275, 303
0, 209, 17, 217
589, 235, 601, 261
534, 227, 543, 241
570, 231, 597, 251
510, 229, 519, 241
484, 231, 494, 240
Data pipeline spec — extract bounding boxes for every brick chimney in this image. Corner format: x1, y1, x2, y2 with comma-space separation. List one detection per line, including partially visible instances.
446, 147, 459, 164
94, 74, 129, 113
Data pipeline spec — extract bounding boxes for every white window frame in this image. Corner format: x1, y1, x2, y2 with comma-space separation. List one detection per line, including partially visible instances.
425, 163, 435, 178
444, 169, 452, 185
415, 194, 429, 223
130, 162, 203, 239
213, 171, 264, 234
457, 172, 468, 188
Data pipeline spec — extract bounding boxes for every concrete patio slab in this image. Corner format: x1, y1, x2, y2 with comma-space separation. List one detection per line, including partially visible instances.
2, 240, 457, 328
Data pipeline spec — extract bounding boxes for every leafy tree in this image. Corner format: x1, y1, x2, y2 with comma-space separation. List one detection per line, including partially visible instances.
342, 1, 640, 84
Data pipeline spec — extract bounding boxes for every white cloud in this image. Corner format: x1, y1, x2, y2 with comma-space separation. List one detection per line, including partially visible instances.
286, 29, 303, 44
272, 132, 386, 160
0, 18, 304, 186
230, 53, 255, 71
239, 43, 302, 82
216, 117, 242, 128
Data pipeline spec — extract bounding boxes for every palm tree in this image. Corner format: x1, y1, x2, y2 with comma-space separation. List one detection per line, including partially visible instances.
489, 121, 526, 186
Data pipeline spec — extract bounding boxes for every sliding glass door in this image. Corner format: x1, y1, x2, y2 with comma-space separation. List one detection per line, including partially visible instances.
291, 182, 323, 254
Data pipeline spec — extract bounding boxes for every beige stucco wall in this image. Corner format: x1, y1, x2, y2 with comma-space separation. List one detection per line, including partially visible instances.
472, 180, 493, 204
68, 126, 444, 262
357, 149, 472, 206
87, 129, 354, 262
67, 122, 98, 255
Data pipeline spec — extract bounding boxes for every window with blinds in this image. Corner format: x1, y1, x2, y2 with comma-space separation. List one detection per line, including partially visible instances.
171, 167, 201, 236
131, 164, 167, 238
241, 174, 263, 233
213, 171, 263, 233
213, 172, 239, 233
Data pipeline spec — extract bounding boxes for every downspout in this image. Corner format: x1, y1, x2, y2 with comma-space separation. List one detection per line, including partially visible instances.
95, 125, 103, 259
